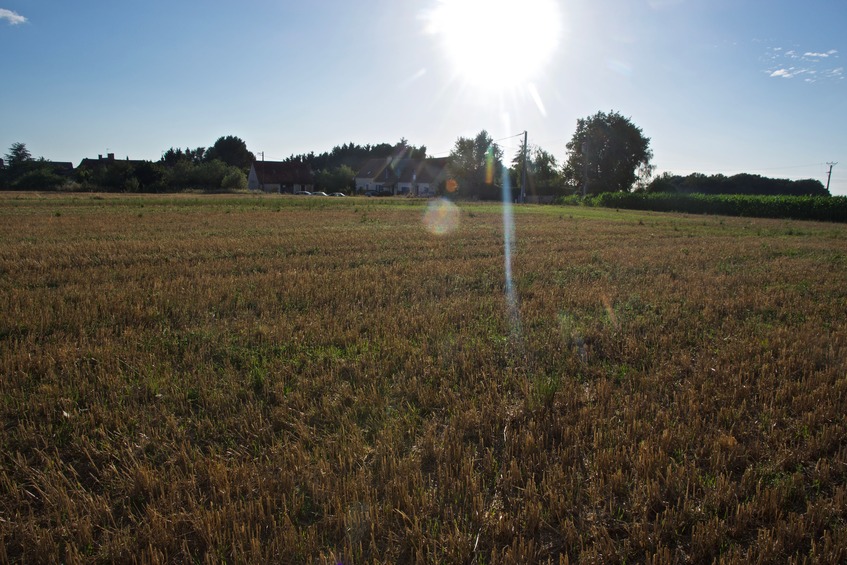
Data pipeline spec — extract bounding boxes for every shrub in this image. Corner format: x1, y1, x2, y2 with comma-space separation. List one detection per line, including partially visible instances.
221, 169, 247, 190
11, 167, 66, 190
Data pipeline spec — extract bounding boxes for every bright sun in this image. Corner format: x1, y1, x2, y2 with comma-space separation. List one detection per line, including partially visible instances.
424, 0, 562, 91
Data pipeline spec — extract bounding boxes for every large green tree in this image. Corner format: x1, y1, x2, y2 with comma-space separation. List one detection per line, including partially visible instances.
160, 147, 206, 167
563, 111, 653, 195
4, 142, 32, 169
2, 142, 67, 190
204, 136, 254, 171
448, 130, 504, 199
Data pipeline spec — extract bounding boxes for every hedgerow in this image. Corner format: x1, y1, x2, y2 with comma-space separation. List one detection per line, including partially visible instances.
560, 192, 847, 222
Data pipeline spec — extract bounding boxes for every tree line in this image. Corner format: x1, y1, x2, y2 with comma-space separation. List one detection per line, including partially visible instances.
1, 112, 829, 197
0, 136, 427, 194
645, 172, 828, 197
279, 138, 428, 194
445, 111, 826, 200
0, 136, 256, 192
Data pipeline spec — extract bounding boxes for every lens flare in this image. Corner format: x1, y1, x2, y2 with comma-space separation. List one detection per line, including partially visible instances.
501, 172, 520, 335
485, 146, 495, 185
423, 198, 460, 235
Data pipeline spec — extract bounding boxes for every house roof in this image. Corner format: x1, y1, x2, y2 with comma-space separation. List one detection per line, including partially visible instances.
251, 161, 314, 185
77, 155, 146, 170
47, 161, 75, 175
355, 158, 391, 181
400, 157, 449, 183
45, 161, 73, 169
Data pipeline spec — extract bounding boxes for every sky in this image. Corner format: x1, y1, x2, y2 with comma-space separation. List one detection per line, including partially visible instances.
1, 0, 845, 194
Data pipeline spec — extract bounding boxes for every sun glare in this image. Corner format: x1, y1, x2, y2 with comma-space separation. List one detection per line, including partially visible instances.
425, 0, 562, 91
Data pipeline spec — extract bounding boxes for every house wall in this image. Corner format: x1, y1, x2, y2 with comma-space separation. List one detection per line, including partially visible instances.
355, 178, 372, 193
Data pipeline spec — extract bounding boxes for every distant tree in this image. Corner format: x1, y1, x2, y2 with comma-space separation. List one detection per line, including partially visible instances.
563, 111, 653, 194
1, 142, 69, 190
4, 142, 32, 168
511, 140, 565, 197
97, 161, 136, 191
123, 176, 141, 193
160, 147, 185, 167
283, 139, 427, 174
132, 161, 166, 192
315, 165, 355, 193
395, 138, 428, 160
645, 172, 678, 193
161, 160, 245, 191
205, 136, 254, 171
646, 172, 829, 197
186, 147, 206, 164
11, 168, 65, 190
160, 147, 207, 168
448, 130, 504, 199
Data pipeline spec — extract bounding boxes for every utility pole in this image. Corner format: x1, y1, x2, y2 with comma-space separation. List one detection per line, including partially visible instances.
520, 131, 528, 204
582, 141, 590, 198
257, 151, 264, 191
826, 162, 837, 192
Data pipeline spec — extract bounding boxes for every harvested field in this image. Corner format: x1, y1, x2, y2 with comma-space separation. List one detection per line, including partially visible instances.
1, 193, 846, 563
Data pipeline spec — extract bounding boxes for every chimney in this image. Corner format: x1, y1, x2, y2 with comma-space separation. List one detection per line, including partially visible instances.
107, 153, 115, 161
98, 154, 103, 160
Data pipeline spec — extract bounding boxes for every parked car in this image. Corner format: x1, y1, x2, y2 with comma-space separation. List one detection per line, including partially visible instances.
294, 190, 311, 195
311, 191, 329, 196
329, 192, 346, 197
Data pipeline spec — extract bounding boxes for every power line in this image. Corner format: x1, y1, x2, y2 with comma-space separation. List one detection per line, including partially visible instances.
429, 132, 527, 158
492, 132, 527, 143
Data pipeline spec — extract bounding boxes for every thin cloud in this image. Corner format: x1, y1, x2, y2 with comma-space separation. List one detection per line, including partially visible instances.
804, 50, 838, 60
0, 8, 27, 25
766, 46, 841, 82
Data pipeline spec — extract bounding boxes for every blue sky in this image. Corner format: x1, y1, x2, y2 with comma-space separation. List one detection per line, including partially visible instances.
2, 0, 845, 194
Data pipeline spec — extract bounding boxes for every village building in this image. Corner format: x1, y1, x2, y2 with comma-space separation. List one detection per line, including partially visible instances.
354, 157, 449, 197
77, 153, 146, 171
248, 161, 315, 193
